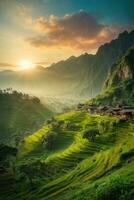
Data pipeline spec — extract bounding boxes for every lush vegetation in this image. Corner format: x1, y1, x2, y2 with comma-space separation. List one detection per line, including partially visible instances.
1, 110, 134, 200
90, 46, 134, 105
0, 89, 54, 145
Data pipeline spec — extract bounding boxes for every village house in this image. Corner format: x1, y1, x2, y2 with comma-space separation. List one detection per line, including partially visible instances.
77, 103, 85, 110
119, 106, 134, 119
112, 105, 134, 119
87, 104, 98, 113
97, 105, 110, 113
77, 103, 134, 120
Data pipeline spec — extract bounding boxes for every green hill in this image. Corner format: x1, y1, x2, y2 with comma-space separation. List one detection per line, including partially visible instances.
1, 109, 134, 200
90, 46, 134, 105
0, 89, 54, 145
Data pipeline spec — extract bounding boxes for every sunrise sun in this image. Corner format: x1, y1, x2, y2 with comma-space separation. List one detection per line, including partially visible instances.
19, 59, 35, 70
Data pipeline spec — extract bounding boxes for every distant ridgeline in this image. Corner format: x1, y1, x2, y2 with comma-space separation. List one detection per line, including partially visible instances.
0, 88, 54, 145
90, 46, 134, 105
0, 30, 134, 98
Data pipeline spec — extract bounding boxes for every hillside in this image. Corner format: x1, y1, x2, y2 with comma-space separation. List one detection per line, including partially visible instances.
80, 30, 134, 96
1, 110, 134, 200
0, 30, 134, 99
91, 46, 134, 105
0, 89, 54, 145
1, 29, 134, 200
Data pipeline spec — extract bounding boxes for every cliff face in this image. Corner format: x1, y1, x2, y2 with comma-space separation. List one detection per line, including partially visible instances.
118, 65, 132, 79
86, 30, 134, 92
91, 47, 134, 105
105, 48, 134, 88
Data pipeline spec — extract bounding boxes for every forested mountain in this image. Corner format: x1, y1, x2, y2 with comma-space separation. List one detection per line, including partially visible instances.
0, 89, 54, 145
0, 30, 134, 99
91, 46, 134, 105
83, 30, 134, 96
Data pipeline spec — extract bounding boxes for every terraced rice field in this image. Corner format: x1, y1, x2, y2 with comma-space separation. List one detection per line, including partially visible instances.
1, 111, 134, 200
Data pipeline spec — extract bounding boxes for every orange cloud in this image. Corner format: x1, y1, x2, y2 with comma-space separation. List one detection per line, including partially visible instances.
26, 11, 128, 52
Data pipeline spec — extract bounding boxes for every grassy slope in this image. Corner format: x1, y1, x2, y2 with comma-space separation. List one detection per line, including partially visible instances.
0, 91, 54, 144
1, 111, 134, 200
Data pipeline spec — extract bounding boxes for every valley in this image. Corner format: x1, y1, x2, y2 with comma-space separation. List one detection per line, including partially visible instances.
0, 28, 134, 200
0, 30, 134, 99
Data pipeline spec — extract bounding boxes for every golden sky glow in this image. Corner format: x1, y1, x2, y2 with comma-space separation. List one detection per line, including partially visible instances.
0, 0, 133, 70
18, 59, 35, 70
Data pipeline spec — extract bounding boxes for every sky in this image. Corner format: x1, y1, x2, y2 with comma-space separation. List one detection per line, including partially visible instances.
0, 0, 134, 70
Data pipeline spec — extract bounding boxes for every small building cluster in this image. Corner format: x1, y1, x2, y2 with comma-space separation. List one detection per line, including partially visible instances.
77, 103, 134, 119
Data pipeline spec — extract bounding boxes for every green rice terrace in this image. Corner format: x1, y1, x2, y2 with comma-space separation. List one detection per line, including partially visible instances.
1, 111, 134, 200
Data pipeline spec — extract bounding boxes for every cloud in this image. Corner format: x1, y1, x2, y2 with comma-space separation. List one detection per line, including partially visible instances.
26, 11, 129, 52
0, 62, 17, 71
25, 12, 104, 51
0, 62, 16, 68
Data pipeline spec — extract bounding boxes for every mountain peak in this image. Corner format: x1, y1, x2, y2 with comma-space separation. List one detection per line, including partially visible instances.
118, 30, 129, 38
0, 69, 14, 74
36, 65, 45, 70
67, 55, 76, 61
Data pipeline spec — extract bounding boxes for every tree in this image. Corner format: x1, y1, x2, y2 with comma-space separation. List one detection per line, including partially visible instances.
0, 144, 17, 174
32, 96, 40, 104
48, 121, 60, 129
82, 129, 100, 141
19, 162, 39, 187
0, 144, 17, 162
62, 121, 76, 130
42, 131, 58, 150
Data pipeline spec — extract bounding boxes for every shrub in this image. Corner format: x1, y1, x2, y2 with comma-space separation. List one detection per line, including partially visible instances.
120, 149, 134, 161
